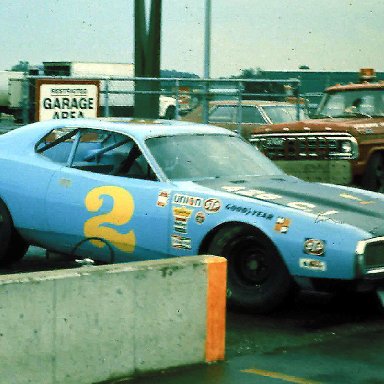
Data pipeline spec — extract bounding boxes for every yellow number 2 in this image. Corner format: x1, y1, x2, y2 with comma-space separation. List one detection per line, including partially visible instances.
84, 186, 136, 253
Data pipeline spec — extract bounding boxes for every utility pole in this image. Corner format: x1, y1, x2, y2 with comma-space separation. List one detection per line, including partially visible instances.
202, 0, 211, 123
134, 0, 162, 118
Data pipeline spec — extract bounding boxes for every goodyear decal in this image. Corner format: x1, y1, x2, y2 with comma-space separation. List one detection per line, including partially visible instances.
225, 203, 274, 219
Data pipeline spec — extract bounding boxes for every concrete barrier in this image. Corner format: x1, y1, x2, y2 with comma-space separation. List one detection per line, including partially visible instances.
0, 255, 226, 384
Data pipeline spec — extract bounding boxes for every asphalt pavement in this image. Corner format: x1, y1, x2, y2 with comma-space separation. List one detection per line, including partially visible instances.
121, 295, 384, 384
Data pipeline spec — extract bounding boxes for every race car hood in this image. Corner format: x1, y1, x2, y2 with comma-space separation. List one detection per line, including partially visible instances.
194, 175, 384, 237
257, 117, 384, 135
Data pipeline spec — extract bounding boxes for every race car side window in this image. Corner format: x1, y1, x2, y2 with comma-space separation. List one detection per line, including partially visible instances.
36, 128, 157, 180
36, 127, 79, 163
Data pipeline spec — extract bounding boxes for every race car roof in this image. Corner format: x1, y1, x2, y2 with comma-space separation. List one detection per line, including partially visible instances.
3, 118, 236, 145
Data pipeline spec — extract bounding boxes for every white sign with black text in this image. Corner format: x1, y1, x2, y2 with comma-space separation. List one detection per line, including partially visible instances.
37, 81, 99, 121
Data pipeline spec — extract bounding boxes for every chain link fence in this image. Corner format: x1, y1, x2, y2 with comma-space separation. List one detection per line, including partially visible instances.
6, 75, 308, 125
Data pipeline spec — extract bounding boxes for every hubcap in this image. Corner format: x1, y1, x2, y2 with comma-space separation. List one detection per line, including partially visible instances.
230, 238, 271, 286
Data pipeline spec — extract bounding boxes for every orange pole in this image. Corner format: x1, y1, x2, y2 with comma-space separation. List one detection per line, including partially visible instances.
204, 256, 227, 362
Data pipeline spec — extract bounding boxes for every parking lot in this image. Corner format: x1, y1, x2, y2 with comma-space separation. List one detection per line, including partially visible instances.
3, 247, 384, 384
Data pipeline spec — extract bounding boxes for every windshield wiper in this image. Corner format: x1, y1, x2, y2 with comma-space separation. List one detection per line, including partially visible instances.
312, 113, 334, 119
348, 111, 372, 118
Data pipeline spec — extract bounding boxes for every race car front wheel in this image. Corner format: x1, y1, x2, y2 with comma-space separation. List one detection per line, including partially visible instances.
0, 200, 29, 266
207, 224, 294, 313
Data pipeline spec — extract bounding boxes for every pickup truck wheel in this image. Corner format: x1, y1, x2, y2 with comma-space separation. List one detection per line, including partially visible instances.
362, 152, 384, 192
164, 106, 176, 120
207, 225, 294, 313
0, 201, 28, 266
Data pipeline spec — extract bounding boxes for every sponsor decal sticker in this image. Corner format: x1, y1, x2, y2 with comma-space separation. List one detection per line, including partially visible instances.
225, 203, 274, 219
59, 178, 72, 188
274, 217, 291, 233
173, 206, 193, 233
299, 258, 327, 271
204, 198, 221, 213
304, 239, 325, 256
353, 123, 379, 129
223, 186, 281, 200
339, 193, 374, 205
286, 201, 315, 212
222, 186, 318, 213
195, 211, 206, 224
173, 193, 202, 208
157, 190, 170, 207
171, 234, 192, 250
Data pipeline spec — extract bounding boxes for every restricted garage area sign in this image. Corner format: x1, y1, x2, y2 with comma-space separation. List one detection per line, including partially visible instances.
35, 79, 100, 121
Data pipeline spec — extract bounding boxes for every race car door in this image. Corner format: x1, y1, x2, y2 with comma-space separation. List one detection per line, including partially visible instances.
41, 127, 172, 262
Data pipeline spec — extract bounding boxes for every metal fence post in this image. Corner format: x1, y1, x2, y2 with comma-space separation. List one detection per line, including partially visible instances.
295, 81, 301, 121
237, 81, 243, 137
175, 79, 180, 119
22, 76, 29, 124
104, 78, 110, 117
202, 80, 209, 124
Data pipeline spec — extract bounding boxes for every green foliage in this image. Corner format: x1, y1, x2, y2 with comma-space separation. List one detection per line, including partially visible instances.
10, 61, 29, 72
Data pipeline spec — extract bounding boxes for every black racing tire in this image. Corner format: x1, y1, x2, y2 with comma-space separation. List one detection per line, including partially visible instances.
0, 200, 28, 266
361, 152, 384, 192
164, 106, 176, 120
207, 225, 294, 313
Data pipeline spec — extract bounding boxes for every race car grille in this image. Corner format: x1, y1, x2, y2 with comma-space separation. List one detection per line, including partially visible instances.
250, 133, 358, 160
356, 237, 384, 275
364, 242, 384, 272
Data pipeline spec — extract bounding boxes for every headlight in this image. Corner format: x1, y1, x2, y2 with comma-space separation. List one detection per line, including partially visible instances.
341, 141, 352, 153
355, 237, 384, 275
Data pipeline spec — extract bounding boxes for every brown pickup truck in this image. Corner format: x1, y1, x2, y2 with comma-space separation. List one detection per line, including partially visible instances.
250, 80, 384, 192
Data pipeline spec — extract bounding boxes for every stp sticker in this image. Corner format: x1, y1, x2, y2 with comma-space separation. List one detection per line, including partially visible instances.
204, 198, 221, 213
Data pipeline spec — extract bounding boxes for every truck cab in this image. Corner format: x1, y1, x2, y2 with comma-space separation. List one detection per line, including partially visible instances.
250, 70, 384, 192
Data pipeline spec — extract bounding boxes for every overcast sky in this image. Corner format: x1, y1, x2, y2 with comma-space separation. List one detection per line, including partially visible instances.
1, 0, 383, 77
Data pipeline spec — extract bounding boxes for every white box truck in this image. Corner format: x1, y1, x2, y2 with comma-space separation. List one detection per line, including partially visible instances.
0, 71, 24, 119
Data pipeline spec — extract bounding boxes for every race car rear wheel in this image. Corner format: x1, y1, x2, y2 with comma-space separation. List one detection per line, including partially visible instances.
0, 200, 28, 266
207, 225, 294, 313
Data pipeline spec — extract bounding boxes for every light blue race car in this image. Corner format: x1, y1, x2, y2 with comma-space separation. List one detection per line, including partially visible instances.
0, 118, 383, 313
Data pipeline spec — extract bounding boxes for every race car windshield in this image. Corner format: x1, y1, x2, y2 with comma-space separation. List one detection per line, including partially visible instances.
146, 134, 284, 181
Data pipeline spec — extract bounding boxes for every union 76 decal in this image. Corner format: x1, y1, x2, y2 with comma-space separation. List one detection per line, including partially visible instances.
84, 186, 136, 253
